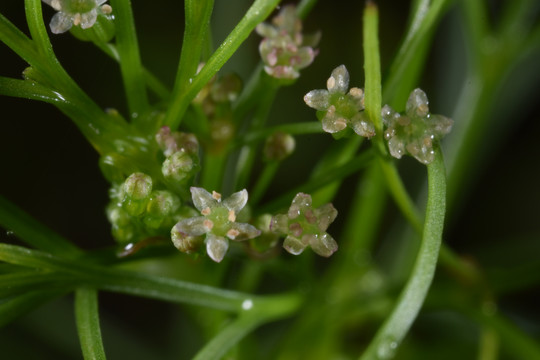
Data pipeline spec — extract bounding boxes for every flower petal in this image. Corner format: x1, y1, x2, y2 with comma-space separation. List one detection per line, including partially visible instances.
190, 187, 218, 212
314, 203, 338, 232
174, 216, 208, 236
429, 114, 453, 136
351, 112, 376, 138
228, 222, 261, 241
327, 65, 349, 93
321, 107, 348, 133
222, 189, 248, 212
288, 193, 312, 219
283, 235, 306, 255
406, 88, 429, 117
304, 89, 329, 110
206, 233, 229, 262
80, 9, 98, 29
309, 233, 338, 257
50, 12, 73, 34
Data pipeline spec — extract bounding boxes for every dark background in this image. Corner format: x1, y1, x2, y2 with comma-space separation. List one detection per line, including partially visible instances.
1, 0, 539, 358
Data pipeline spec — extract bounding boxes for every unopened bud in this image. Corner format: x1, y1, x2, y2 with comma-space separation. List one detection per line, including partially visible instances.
122, 173, 153, 216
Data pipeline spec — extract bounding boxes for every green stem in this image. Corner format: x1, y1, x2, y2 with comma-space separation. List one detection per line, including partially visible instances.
109, 0, 149, 116
360, 148, 446, 360
0, 12, 39, 65
258, 149, 374, 214
164, 0, 215, 128
249, 161, 280, 206
235, 122, 323, 147
163, 0, 281, 130
478, 326, 499, 360
0, 244, 301, 314
75, 288, 107, 360
200, 151, 227, 192
96, 42, 170, 100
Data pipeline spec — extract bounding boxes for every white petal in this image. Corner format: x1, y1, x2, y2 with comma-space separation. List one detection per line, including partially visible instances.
206, 234, 229, 263
222, 189, 248, 212
406, 88, 429, 117
50, 12, 73, 34
314, 203, 338, 232
174, 217, 208, 236
328, 65, 349, 93
80, 9, 98, 29
309, 233, 338, 257
190, 187, 218, 212
96, 0, 108, 5
304, 89, 329, 110
283, 235, 306, 255
228, 222, 261, 241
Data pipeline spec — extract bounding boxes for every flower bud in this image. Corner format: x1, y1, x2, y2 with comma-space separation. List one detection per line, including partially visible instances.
162, 151, 197, 183
143, 191, 180, 229
264, 132, 295, 161
121, 173, 153, 216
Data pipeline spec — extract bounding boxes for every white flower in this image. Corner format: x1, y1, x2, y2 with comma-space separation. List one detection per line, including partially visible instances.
42, 0, 112, 34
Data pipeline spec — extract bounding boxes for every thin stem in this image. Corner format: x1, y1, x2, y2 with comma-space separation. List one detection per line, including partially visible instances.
360, 148, 446, 360
109, 0, 149, 116
163, 0, 281, 130
75, 288, 107, 360
249, 161, 280, 206
164, 0, 215, 127
235, 122, 323, 147
0, 290, 67, 327
258, 149, 374, 214
0, 12, 39, 65
24, 0, 55, 60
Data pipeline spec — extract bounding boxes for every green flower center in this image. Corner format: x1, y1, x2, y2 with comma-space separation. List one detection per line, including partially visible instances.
63, 0, 96, 14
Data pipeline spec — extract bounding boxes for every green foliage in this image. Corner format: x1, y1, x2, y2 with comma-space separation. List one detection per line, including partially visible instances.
1, 0, 540, 359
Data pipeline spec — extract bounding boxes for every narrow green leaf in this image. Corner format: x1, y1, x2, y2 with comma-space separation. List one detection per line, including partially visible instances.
164, 0, 281, 130
164, 0, 215, 128
75, 288, 107, 360
383, 0, 453, 107
0, 195, 82, 257
0, 12, 39, 65
24, 0, 55, 59
109, 0, 149, 116
360, 148, 446, 360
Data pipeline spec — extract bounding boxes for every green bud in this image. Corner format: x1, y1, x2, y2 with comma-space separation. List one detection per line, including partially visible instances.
107, 204, 135, 243
264, 132, 295, 161
69, 12, 115, 43
143, 191, 181, 229
122, 173, 153, 216
162, 151, 196, 183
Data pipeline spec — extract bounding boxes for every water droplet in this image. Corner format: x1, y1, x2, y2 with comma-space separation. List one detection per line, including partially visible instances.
188, 78, 193, 84
376, 337, 398, 359
242, 299, 253, 311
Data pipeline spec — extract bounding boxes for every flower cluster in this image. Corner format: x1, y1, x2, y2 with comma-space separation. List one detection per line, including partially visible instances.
42, 0, 112, 34
271, 193, 338, 257
256, 5, 320, 79
382, 89, 453, 164
304, 65, 375, 137
172, 188, 261, 262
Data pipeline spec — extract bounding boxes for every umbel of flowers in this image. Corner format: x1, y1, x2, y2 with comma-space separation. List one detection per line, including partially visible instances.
271, 193, 338, 257
256, 5, 320, 79
304, 65, 375, 138
172, 188, 261, 263
382, 89, 453, 164
42, 0, 112, 34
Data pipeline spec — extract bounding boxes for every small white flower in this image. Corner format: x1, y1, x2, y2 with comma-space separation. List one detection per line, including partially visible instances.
42, 0, 112, 34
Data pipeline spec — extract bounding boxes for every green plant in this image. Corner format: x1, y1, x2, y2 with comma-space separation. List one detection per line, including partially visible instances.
1, 0, 540, 359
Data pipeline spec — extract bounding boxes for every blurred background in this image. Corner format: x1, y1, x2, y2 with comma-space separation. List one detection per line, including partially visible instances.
0, 0, 539, 358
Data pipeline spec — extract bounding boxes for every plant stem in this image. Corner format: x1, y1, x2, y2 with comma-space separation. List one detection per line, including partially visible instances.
163, 0, 281, 130
249, 161, 280, 206
359, 148, 446, 360
164, 0, 215, 128
75, 288, 107, 360
109, 0, 149, 116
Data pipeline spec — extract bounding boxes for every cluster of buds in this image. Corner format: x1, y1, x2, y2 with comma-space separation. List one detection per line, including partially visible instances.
382, 89, 453, 164
256, 5, 320, 79
171, 187, 261, 262
156, 126, 200, 189
107, 172, 182, 244
271, 193, 338, 257
42, 0, 113, 34
304, 65, 375, 138
193, 66, 242, 153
